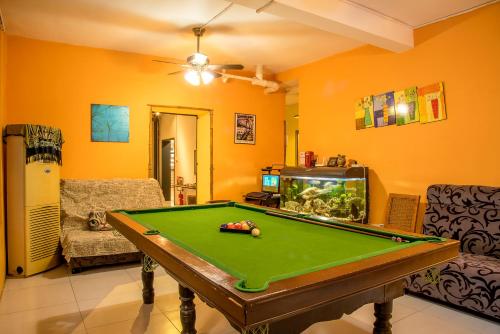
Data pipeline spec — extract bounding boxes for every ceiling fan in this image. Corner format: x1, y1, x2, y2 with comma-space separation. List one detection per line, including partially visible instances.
154, 27, 244, 86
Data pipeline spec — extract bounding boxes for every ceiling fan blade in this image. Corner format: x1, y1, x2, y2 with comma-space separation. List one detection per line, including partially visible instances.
168, 70, 184, 75
153, 59, 184, 65
208, 64, 244, 70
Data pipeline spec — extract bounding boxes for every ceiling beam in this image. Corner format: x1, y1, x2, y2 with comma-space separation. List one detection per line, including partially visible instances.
230, 0, 414, 52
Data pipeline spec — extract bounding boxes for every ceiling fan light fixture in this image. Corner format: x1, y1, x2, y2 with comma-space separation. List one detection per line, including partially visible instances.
201, 71, 214, 85
189, 52, 208, 66
184, 69, 201, 86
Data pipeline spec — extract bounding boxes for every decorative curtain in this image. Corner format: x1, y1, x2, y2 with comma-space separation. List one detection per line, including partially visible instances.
25, 124, 63, 165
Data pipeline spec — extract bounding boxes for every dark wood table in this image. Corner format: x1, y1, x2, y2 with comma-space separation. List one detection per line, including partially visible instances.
107, 206, 459, 334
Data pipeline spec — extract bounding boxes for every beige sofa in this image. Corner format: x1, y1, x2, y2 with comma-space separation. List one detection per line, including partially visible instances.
60, 178, 166, 273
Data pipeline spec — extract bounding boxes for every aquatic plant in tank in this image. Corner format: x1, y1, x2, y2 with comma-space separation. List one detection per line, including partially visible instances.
280, 169, 368, 223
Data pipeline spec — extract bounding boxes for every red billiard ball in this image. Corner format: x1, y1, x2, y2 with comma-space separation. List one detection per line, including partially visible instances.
227, 223, 234, 229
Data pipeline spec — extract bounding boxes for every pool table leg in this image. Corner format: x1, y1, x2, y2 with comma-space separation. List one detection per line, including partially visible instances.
373, 300, 393, 334
179, 284, 197, 334
141, 254, 155, 304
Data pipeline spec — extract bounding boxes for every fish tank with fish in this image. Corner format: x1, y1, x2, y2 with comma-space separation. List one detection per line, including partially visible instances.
279, 166, 369, 224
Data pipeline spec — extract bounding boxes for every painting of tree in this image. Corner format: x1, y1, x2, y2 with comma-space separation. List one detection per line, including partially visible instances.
91, 104, 130, 142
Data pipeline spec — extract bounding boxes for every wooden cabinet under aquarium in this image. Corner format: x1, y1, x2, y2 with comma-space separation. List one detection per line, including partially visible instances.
280, 167, 369, 224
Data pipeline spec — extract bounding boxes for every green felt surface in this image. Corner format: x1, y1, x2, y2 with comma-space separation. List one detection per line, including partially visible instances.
122, 204, 425, 292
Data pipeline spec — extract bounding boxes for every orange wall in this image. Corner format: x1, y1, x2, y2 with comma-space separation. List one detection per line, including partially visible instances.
5, 36, 284, 200
0, 31, 6, 294
278, 4, 500, 226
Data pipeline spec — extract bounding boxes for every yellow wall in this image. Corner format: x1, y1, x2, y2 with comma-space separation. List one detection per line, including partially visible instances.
0, 31, 6, 294
285, 104, 298, 166
278, 4, 500, 226
5, 36, 285, 201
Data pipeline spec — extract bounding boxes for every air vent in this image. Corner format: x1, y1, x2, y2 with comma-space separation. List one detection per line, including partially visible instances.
28, 205, 60, 262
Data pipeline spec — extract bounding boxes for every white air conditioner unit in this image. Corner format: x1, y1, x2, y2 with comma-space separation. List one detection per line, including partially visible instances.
5, 124, 61, 277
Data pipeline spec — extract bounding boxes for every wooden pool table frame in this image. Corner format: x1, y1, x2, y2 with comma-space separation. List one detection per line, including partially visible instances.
107, 206, 459, 334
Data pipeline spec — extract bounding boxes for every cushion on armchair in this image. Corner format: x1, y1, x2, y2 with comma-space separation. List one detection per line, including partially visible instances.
61, 229, 139, 259
423, 185, 500, 258
406, 252, 500, 320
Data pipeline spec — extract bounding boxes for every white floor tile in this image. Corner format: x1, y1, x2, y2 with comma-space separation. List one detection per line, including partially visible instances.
165, 301, 238, 334
303, 315, 372, 334
394, 294, 435, 311
0, 302, 85, 334
81, 299, 162, 329
86, 313, 179, 334
69, 266, 131, 283
71, 271, 138, 302
1, 264, 497, 334
349, 301, 418, 326
155, 293, 182, 314
392, 311, 483, 334
0, 282, 75, 315
4, 265, 70, 291
423, 304, 499, 334
481, 320, 500, 334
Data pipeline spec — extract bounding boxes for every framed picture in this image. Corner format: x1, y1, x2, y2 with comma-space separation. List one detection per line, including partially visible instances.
91, 104, 129, 142
327, 157, 338, 167
395, 86, 419, 126
354, 95, 374, 130
373, 91, 396, 127
234, 113, 256, 144
418, 82, 446, 123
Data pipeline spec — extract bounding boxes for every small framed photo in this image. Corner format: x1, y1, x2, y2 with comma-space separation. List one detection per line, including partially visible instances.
234, 113, 256, 144
327, 157, 338, 167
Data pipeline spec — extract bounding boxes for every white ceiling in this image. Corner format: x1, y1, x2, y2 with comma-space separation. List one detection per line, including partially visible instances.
348, 0, 495, 28
0, 0, 495, 73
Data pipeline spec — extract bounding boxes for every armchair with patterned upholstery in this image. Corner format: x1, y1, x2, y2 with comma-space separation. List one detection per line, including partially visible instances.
405, 184, 500, 320
60, 178, 166, 273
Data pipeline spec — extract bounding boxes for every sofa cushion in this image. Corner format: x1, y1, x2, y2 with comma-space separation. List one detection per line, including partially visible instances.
423, 185, 500, 258
61, 228, 138, 261
405, 252, 500, 320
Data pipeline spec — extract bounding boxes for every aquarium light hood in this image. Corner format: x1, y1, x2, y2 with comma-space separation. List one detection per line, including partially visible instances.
281, 176, 365, 181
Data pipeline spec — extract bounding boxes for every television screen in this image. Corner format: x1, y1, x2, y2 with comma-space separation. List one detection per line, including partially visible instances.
262, 174, 280, 193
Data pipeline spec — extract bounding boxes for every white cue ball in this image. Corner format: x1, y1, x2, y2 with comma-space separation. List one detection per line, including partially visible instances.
251, 228, 261, 237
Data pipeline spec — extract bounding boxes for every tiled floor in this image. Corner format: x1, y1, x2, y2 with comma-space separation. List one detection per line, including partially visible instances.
0, 264, 498, 334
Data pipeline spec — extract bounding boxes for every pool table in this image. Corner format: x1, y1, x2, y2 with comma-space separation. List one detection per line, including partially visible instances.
107, 202, 459, 334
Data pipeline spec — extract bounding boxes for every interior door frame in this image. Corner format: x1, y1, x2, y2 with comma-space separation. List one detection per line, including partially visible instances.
160, 137, 175, 201
149, 104, 214, 202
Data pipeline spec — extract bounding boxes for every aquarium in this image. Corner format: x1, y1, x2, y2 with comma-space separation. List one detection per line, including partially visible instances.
279, 167, 369, 224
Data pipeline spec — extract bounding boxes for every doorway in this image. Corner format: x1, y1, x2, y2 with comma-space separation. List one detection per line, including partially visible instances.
150, 105, 213, 205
